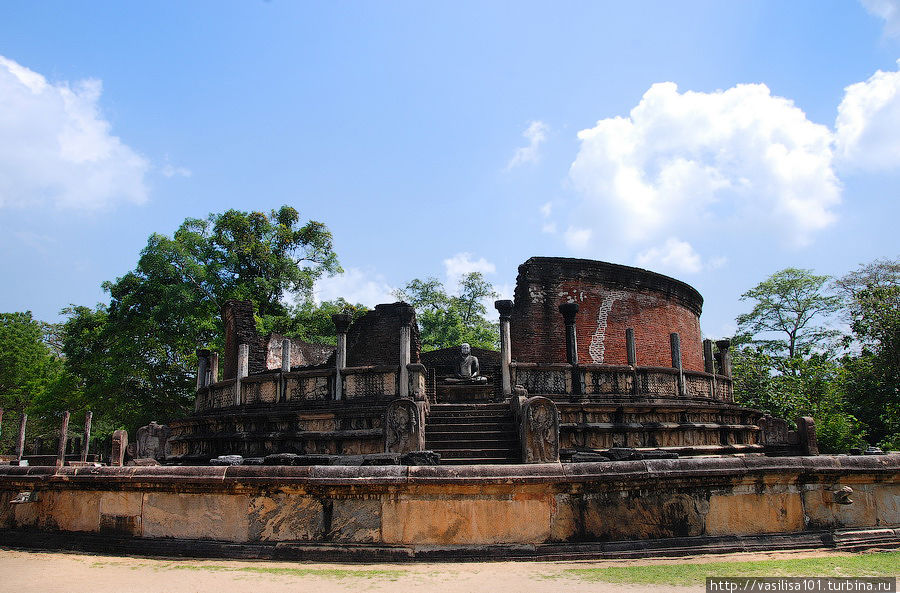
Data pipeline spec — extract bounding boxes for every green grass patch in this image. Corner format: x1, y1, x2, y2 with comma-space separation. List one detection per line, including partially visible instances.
168, 563, 406, 580
554, 551, 900, 586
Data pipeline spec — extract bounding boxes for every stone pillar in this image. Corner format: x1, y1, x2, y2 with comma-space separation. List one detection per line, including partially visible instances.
797, 416, 819, 456
195, 349, 210, 390
398, 305, 415, 398
495, 300, 514, 396
235, 343, 249, 406
703, 339, 717, 399
56, 411, 70, 468
15, 413, 27, 461
0, 408, 3, 441
281, 339, 292, 372
625, 328, 636, 366
208, 352, 219, 385
670, 333, 685, 397
332, 313, 352, 401
715, 339, 732, 377
111, 430, 127, 467
81, 411, 93, 463
558, 303, 579, 365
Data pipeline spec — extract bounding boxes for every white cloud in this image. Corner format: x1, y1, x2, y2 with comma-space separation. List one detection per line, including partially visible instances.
161, 159, 192, 178
564, 226, 592, 252
541, 222, 557, 234
635, 237, 706, 274
313, 268, 395, 307
0, 56, 149, 210
540, 201, 553, 217
861, 0, 900, 36
835, 60, 900, 170
443, 252, 496, 288
506, 120, 548, 170
568, 82, 841, 253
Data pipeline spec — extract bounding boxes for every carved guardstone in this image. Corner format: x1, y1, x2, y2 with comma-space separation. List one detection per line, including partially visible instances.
135, 421, 171, 461
521, 396, 559, 463
384, 399, 424, 454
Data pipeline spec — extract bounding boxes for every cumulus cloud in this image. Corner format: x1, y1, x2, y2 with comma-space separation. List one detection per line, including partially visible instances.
861, 0, 900, 36
835, 60, 900, 170
443, 252, 496, 288
0, 56, 149, 210
506, 120, 548, 170
314, 268, 395, 307
564, 226, 592, 252
635, 237, 709, 274
569, 82, 841, 251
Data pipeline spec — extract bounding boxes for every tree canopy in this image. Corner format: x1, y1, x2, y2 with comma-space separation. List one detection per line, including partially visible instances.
395, 273, 499, 351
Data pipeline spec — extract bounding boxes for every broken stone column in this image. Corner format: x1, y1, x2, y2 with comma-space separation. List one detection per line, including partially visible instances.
626, 328, 636, 366
15, 413, 27, 461
196, 349, 210, 390
56, 411, 70, 468
332, 313, 352, 401
670, 333, 685, 397
81, 411, 92, 463
495, 299, 514, 396
281, 338, 292, 372
559, 302, 582, 397
209, 352, 219, 384
111, 429, 127, 466
398, 305, 415, 398
715, 339, 732, 377
235, 343, 249, 406
797, 416, 819, 456
703, 339, 718, 399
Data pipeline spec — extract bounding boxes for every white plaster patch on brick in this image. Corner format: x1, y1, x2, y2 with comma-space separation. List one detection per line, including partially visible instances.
588, 290, 628, 363
529, 285, 546, 304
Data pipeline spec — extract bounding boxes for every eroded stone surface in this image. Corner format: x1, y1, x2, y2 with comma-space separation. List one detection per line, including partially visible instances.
142, 493, 249, 542
248, 494, 324, 541
329, 498, 381, 542
706, 491, 804, 535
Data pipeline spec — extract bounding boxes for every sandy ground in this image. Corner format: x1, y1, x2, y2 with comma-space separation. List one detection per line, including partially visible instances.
0, 548, 890, 593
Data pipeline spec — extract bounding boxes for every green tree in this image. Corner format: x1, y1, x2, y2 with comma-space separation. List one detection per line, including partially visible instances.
732, 268, 862, 453
259, 298, 368, 346
736, 268, 842, 359
835, 258, 900, 449
57, 206, 341, 431
395, 273, 499, 351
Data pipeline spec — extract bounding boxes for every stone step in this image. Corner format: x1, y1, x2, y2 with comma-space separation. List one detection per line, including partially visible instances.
426, 423, 517, 433
427, 438, 520, 448
427, 447, 519, 459
426, 430, 518, 441
430, 403, 509, 411
439, 457, 521, 465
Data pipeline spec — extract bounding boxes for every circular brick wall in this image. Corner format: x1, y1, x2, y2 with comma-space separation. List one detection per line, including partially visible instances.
510, 257, 705, 371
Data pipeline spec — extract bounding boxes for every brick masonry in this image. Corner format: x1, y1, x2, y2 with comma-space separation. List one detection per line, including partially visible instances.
345, 303, 421, 367
510, 257, 705, 371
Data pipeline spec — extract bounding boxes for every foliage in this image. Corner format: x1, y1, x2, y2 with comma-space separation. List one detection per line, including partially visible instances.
53, 207, 341, 432
394, 273, 499, 351
736, 268, 842, 358
258, 298, 368, 346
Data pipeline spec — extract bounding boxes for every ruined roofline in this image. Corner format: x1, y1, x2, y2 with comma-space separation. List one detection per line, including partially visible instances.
517, 256, 704, 316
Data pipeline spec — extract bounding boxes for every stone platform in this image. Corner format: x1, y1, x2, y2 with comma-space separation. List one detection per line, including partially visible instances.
1, 455, 897, 560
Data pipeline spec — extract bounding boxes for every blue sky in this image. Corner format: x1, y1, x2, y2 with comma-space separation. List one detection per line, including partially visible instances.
1, 1, 899, 338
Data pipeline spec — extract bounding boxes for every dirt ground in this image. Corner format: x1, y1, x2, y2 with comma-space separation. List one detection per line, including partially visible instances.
1, 548, 888, 593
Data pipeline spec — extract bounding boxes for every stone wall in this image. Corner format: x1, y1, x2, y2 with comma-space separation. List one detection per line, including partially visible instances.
510, 258, 705, 371
222, 300, 264, 379
0, 456, 897, 552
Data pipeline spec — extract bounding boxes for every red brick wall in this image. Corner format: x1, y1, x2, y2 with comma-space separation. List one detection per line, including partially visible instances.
510, 258, 705, 372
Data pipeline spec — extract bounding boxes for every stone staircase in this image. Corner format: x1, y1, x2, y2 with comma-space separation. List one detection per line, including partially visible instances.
425, 403, 521, 464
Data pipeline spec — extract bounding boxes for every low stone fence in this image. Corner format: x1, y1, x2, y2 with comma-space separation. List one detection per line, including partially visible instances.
510, 363, 733, 402
195, 365, 427, 412
1, 455, 897, 557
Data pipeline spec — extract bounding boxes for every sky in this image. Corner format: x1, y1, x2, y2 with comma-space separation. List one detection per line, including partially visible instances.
1, 0, 899, 339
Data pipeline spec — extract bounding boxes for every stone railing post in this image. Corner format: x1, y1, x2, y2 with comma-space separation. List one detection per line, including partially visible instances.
196, 349, 210, 390
15, 412, 27, 462
715, 339, 732, 378
81, 411, 92, 463
235, 343, 249, 406
670, 333, 685, 397
56, 411, 70, 468
209, 352, 219, 385
398, 305, 415, 398
559, 302, 583, 397
111, 430, 127, 467
495, 299, 514, 396
626, 328, 638, 396
332, 313, 352, 401
703, 339, 718, 399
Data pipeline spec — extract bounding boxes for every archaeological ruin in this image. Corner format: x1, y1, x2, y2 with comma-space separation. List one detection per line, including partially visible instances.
1, 257, 897, 560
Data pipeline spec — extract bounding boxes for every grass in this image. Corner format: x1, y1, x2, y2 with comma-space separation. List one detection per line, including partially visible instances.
553, 551, 900, 586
